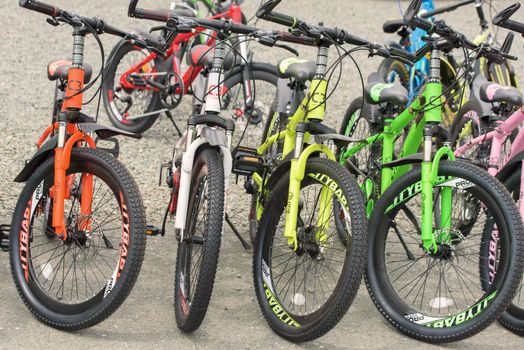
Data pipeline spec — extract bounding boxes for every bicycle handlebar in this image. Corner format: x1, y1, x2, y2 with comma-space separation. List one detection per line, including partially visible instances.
19, 0, 169, 54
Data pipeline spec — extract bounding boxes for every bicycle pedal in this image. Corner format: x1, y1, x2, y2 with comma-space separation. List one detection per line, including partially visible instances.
0, 224, 10, 252
232, 146, 264, 176
146, 225, 163, 236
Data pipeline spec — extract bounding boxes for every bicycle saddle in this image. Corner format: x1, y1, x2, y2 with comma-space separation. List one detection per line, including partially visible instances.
187, 45, 236, 70
365, 82, 409, 106
383, 19, 405, 34
277, 57, 316, 83
479, 82, 523, 106
47, 59, 93, 84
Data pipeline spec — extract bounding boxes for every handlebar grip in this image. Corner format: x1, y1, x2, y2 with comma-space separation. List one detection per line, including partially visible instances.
389, 46, 417, 64
19, 0, 59, 17
500, 19, 524, 35
409, 16, 435, 33
259, 10, 297, 28
196, 18, 257, 35
343, 32, 370, 46
101, 22, 129, 38
134, 8, 170, 22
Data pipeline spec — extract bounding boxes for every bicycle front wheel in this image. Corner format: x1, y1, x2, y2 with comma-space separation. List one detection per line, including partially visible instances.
365, 160, 524, 343
174, 148, 225, 332
10, 148, 146, 330
253, 158, 367, 342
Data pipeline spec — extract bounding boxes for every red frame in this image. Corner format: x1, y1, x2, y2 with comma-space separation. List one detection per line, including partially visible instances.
117, 4, 244, 95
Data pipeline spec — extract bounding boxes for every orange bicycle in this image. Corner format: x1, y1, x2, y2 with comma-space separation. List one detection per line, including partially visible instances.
9, 0, 163, 330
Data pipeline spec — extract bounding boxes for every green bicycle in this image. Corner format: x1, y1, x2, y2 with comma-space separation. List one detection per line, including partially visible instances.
337, 0, 524, 343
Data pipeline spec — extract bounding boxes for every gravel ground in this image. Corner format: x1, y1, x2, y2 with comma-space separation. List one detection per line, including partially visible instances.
1, 0, 524, 349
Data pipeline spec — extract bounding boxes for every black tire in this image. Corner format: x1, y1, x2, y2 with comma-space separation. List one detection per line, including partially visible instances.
365, 160, 524, 343
337, 97, 382, 179
102, 41, 164, 134
253, 158, 367, 342
221, 63, 279, 149
335, 97, 381, 244
174, 148, 225, 332
223, 63, 279, 243
495, 168, 524, 335
450, 100, 489, 164
379, 58, 410, 88
9, 148, 146, 330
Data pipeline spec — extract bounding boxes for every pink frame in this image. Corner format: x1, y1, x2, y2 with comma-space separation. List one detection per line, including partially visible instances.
454, 106, 524, 216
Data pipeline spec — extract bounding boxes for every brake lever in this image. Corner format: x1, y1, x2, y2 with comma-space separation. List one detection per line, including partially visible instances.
166, 18, 196, 33
390, 54, 415, 66
275, 43, 298, 56
46, 17, 59, 26
150, 25, 172, 33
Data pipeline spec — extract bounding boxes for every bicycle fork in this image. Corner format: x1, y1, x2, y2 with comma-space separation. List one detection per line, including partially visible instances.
51, 29, 95, 239
283, 132, 337, 251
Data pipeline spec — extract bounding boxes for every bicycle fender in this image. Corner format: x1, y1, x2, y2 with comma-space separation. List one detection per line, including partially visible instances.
76, 123, 141, 140
14, 135, 58, 183
497, 149, 524, 183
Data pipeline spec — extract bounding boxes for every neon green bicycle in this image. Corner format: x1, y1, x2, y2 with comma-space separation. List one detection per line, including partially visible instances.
237, 0, 421, 342
336, 0, 524, 343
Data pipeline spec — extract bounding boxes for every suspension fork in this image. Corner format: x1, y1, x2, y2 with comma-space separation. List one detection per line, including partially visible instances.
283, 132, 336, 250
52, 28, 96, 238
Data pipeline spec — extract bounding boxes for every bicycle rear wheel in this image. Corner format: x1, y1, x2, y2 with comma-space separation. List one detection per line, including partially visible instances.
102, 42, 164, 134
174, 148, 225, 332
10, 148, 146, 330
492, 167, 524, 335
366, 160, 524, 343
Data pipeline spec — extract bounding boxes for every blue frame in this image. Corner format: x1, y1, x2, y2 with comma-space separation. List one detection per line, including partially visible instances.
391, 0, 435, 101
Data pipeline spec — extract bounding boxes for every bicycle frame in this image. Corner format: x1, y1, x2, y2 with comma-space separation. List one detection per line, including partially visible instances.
455, 105, 524, 216
341, 49, 455, 252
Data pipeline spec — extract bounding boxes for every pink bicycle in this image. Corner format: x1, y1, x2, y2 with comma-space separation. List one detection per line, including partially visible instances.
451, 4, 524, 331
452, 4, 524, 335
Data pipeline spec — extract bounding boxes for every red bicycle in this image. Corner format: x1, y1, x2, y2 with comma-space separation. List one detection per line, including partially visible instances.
102, 0, 279, 142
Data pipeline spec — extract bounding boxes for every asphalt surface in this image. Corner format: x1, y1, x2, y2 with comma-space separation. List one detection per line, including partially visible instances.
1, 0, 524, 349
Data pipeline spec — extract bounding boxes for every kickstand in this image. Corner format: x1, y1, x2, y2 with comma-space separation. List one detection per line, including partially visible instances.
225, 213, 251, 250
166, 110, 182, 137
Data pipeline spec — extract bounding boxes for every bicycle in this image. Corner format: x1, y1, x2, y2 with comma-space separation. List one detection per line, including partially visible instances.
450, 2, 524, 336
9, 0, 160, 330
103, 0, 278, 141
336, 0, 524, 342
235, 0, 430, 341
380, 0, 519, 129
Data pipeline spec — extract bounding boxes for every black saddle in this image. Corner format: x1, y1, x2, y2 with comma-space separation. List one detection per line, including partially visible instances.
187, 44, 236, 70
479, 82, 523, 106
47, 59, 93, 84
364, 82, 409, 106
383, 19, 405, 34
277, 57, 316, 82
